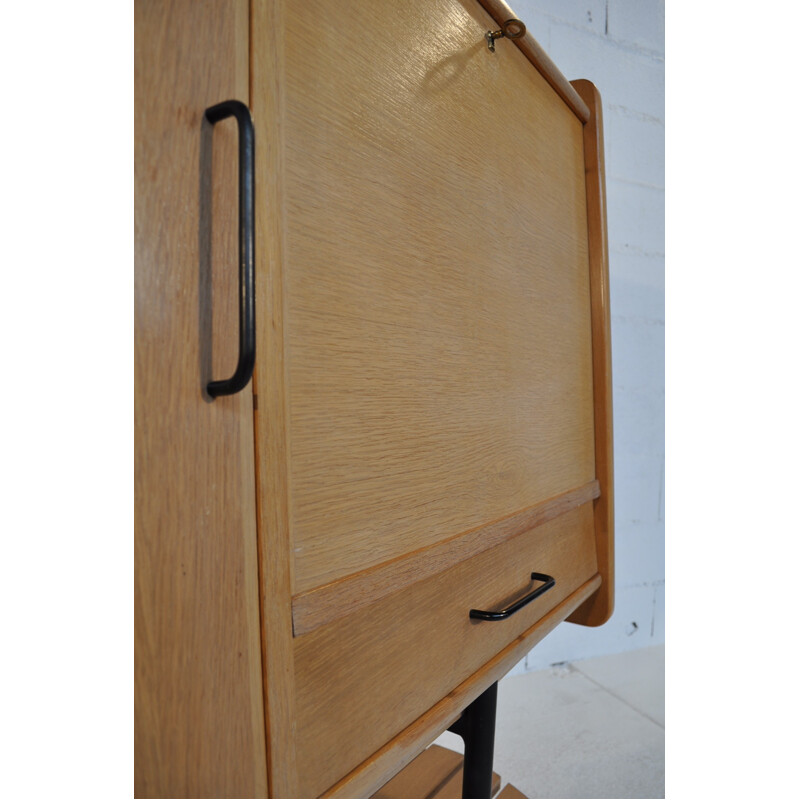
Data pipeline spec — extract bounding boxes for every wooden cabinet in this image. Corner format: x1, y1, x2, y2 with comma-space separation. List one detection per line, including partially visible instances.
135, 0, 613, 796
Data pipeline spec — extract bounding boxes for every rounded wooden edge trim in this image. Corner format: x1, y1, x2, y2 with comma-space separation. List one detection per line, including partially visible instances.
321, 574, 603, 798
566, 78, 615, 628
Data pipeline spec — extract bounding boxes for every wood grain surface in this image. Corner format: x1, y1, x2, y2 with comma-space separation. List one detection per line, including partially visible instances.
322, 573, 601, 799
136, 1, 611, 797
292, 480, 600, 636
370, 743, 510, 799
134, 0, 267, 796
433, 765, 502, 798
281, 0, 596, 594
294, 504, 598, 798
566, 79, 615, 628
371, 745, 463, 799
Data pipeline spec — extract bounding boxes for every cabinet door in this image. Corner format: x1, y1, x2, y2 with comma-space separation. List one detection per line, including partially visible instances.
278, 0, 594, 596
253, 0, 608, 796
134, 1, 266, 796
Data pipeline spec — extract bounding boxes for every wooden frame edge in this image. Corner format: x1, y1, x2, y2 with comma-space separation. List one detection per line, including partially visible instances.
252, 0, 299, 795
567, 79, 615, 628
241, 2, 271, 793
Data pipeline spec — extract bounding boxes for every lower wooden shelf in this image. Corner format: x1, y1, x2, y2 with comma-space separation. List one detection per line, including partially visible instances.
371, 745, 526, 799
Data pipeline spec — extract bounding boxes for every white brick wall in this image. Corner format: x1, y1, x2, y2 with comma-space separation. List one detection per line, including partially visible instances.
608, 0, 665, 52
507, 0, 665, 673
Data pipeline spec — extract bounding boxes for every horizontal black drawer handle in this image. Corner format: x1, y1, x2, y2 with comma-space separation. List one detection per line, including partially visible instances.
469, 572, 555, 621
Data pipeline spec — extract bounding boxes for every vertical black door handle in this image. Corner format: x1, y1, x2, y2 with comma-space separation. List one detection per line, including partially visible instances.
205, 100, 255, 398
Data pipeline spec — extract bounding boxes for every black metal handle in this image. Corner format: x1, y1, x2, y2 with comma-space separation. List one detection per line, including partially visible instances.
469, 572, 555, 621
205, 100, 255, 398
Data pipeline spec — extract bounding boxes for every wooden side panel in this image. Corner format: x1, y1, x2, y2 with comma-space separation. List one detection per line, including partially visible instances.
567, 79, 615, 627
282, 0, 595, 594
294, 504, 598, 798
134, 0, 267, 796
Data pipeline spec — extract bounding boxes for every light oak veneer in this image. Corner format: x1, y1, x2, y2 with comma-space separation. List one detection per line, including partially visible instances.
282, 0, 595, 595
295, 504, 598, 798
322, 574, 602, 799
136, 0, 613, 796
292, 480, 600, 635
134, 0, 267, 796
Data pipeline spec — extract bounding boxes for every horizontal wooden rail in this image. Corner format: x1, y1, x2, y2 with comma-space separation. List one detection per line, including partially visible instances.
292, 480, 600, 636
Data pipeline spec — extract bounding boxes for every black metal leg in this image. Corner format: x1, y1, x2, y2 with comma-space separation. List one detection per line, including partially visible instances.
448, 682, 498, 798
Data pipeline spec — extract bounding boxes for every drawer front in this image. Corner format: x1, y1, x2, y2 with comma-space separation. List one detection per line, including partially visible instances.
293, 503, 598, 797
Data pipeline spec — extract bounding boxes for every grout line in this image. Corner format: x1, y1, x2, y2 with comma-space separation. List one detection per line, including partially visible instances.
543, 13, 664, 60
651, 586, 657, 637
609, 244, 664, 259
572, 666, 665, 730
607, 174, 664, 192
611, 310, 665, 324
607, 104, 665, 126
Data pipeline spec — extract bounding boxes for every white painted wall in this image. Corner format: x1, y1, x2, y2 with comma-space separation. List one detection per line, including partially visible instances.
507, 0, 665, 672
